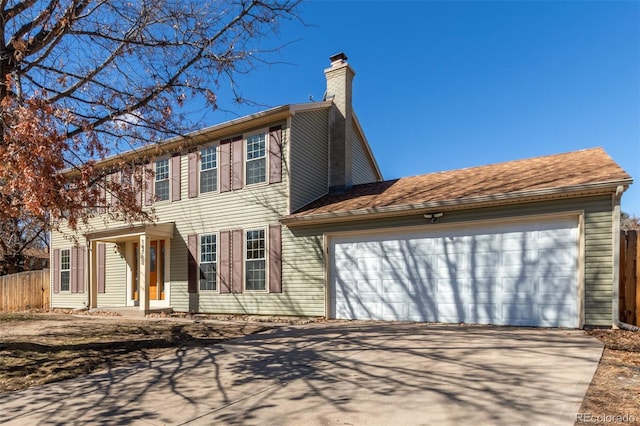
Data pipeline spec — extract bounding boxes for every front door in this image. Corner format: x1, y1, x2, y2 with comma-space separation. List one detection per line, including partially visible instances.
149, 240, 165, 301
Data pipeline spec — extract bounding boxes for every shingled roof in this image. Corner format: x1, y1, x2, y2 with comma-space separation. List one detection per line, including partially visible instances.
283, 147, 632, 226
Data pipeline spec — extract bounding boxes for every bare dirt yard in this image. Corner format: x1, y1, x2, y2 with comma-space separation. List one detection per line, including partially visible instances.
577, 329, 640, 425
1, 312, 639, 425
0, 311, 294, 393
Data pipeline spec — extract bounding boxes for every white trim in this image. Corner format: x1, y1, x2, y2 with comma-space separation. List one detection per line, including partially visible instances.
244, 129, 269, 187
612, 186, 623, 328
577, 212, 586, 328
285, 117, 293, 215
153, 156, 171, 203
59, 248, 71, 293
243, 227, 268, 293
325, 211, 584, 240
198, 232, 219, 293
198, 143, 220, 196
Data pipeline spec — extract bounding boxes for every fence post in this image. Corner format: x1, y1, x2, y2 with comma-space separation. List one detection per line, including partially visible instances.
636, 231, 640, 326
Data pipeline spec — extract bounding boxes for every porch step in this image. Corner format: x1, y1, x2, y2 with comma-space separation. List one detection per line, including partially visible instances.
89, 307, 173, 317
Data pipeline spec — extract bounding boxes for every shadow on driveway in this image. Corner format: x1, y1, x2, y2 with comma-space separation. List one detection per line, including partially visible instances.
0, 322, 602, 426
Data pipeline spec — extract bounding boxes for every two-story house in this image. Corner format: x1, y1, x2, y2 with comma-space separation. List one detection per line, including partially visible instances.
50, 53, 632, 328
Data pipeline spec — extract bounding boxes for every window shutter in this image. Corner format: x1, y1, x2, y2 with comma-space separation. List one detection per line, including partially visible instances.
269, 126, 282, 184
231, 137, 243, 190
188, 151, 198, 198
97, 243, 106, 294
219, 141, 231, 193
71, 246, 78, 293
187, 234, 198, 294
52, 249, 60, 294
98, 182, 106, 214
232, 229, 243, 293
219, 230, 231, 293
144, 163, 153, 206
77, 246, 85, 294
135, 166, 143, 207
171, 153, 181, 202
268, 225, 282, 293
110, 172, 120, 208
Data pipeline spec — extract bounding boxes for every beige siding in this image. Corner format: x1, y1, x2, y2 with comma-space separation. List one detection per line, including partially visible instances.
351, 131, 378, 185
49, 236, 88, 309
97, 244, 127, 306
289, 109, 329, 213
49, 119, 324, 317
290, 195, 615, 326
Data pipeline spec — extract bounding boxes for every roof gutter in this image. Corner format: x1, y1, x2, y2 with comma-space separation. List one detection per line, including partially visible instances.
282, 179, 632, 227
62, 103, 332, 178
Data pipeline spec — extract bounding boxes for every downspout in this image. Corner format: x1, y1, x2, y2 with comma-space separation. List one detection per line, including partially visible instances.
612, 185, 639, 331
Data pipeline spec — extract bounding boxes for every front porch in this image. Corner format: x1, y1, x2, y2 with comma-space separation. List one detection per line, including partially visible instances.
86, 223, 175, 314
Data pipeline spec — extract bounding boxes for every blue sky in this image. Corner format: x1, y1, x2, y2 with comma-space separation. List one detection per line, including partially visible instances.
199, 0, 640, 214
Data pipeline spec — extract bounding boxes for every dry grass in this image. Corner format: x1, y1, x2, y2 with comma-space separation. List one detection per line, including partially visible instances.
577, 329, 640, 425
0, 312, 271, 393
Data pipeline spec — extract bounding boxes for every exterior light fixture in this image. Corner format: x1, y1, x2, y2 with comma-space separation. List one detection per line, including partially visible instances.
423, 212, 444, 223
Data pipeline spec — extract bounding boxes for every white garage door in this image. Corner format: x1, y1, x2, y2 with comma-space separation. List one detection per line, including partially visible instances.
330, 218, 579, 327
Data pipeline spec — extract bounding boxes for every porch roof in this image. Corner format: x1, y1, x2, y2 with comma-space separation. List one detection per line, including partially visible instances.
85, 223, 175, 243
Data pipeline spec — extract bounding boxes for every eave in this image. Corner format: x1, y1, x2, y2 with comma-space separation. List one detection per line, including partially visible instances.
64, 101, 333, 177
282, 179, 632, 227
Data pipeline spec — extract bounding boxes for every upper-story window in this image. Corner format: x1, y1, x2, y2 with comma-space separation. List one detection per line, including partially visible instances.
155, 158, 170, 201
246, 133, 266, 185
60, 249, 71, 292
200, 146, 217, 193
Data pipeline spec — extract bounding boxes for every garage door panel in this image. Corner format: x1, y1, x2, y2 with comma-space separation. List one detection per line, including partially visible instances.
502, 303, 534, 323
538, 249, 576, 268
356, 257, 380, 274
408, 304, 438, 322
331, 218, 579, 327
437, 253, 469, 270
471, 277, 498, 293
468, 304, 499, 324
437, 278, 469, 295
537, 276, 574, 295
539, 304, 575, 325
355, 279, 381, 295
502, 250, 538, 267
471, 251, 500, 267
502, 277, 535, 294
437, 303, 466, 323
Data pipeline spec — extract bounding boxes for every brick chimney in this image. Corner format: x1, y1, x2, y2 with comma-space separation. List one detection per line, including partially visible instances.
325, 52, 355, 193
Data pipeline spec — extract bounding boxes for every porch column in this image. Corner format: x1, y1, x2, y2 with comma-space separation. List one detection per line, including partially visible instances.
89, 240, 98, 309
139, 234, 150, 314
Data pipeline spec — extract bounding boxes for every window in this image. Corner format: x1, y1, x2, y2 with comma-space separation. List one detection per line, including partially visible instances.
155, 158, 170, 201
246, 133, 266, 185
245, 229, 266, 291
200, 234, 217, 291
200, 146, 217, 193
60, 249, 71, 292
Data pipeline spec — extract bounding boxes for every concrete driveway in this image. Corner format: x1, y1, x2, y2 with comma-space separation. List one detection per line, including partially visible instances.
0, 322, 602, 425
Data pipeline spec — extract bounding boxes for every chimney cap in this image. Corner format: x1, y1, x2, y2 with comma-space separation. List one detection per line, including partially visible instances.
329, 52, 348, 66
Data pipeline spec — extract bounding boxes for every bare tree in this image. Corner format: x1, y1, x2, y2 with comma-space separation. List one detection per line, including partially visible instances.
622, 212, 640, 231
0, 0, 301, 271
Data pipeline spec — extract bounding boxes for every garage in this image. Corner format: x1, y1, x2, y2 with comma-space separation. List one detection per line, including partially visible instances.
329, 217, 580, 327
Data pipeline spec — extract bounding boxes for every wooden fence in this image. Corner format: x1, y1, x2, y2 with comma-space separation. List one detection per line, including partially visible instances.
620, 230, 639, 326
0, 269, 50, 312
